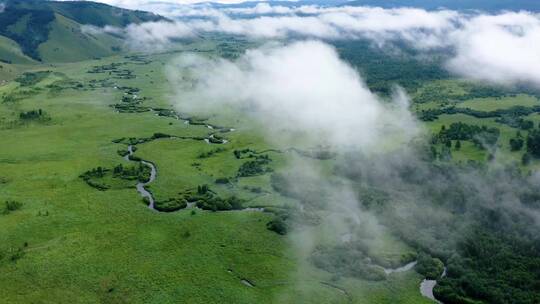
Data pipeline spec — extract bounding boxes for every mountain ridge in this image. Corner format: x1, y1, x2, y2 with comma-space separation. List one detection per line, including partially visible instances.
0, 0, 168, 63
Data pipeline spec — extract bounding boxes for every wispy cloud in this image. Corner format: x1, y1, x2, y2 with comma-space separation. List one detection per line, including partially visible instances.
85, 2, 540, 87
168, 40, 419, 149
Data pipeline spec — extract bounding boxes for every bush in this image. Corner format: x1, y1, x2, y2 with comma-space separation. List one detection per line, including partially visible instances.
214, 177, 230, 184
266, 217, 287, 235
154, 198, 187, 212
510, 137, 524, 151
3, 201, 23, 214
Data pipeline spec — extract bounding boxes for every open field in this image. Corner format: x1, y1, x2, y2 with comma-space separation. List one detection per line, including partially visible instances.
0, 46, 440, 303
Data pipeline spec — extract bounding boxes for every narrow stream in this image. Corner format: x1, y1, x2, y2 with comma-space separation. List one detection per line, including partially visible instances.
383, 261, 418, 275
420, 267, 446, 303
125, 145, 157, 210
381, 260, 445, 303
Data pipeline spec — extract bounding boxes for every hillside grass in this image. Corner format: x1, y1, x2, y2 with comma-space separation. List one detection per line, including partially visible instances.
0, 35, 36, 65
38, 13, 122, 63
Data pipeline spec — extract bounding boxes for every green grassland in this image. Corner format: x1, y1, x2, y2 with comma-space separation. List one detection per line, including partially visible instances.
1, 35, 539, 304
412, 80, 540, 168
0, 44, 439, 304
0, 0, 164, 63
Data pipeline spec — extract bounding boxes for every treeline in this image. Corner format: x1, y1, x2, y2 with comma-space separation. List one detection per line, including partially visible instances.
415, 84, 540, 105
419, 105, 540, 123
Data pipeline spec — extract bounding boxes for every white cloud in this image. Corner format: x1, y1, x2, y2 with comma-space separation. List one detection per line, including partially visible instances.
124, 21, 195, 50
0, 3, 5, 13
447, 12, 540, 87
82, 21, 195, 51
83, 2, 540, 87
169, 40, 419, 149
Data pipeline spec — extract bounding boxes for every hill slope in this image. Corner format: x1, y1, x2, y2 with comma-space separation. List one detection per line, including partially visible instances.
0, 0, 166, 63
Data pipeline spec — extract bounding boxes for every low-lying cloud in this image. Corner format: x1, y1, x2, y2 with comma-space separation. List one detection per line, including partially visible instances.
88, 3, 540, 87
167, 39, 540, 293
168, 40, 419, 149
447, 12, 540, 87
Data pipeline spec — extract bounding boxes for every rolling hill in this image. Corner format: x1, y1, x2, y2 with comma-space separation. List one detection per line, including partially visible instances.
0, 0, 166, 64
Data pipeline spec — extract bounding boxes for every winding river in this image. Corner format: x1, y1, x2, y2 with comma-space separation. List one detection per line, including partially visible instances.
124, 145, 157, 210
420, 267, 446, 303
382, 261, 445, 303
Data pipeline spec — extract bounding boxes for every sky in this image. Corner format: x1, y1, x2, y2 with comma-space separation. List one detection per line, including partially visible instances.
82, 0, 281, 6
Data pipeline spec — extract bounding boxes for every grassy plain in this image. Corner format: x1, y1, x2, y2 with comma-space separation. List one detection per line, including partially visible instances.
0, 44, 437, 304
412, 80, 540, 167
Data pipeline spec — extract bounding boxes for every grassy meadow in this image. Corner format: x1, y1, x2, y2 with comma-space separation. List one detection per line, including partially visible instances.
0, 39, 538, 303
0, 44, 439, 304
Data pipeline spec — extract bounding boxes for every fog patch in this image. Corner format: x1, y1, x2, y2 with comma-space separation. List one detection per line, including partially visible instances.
100, 4, 540, 87
168, 40, 420, 149
447, 12, 540, 87
82, 21, 195, 51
